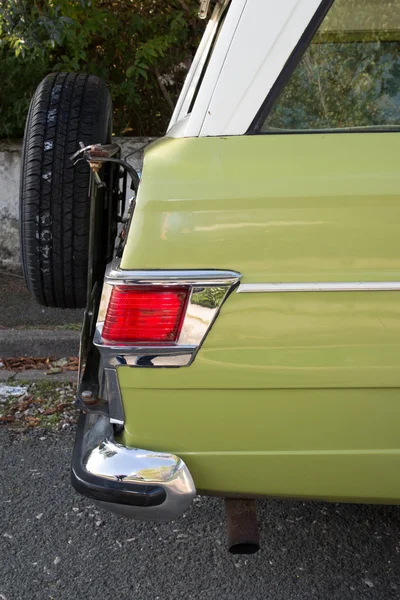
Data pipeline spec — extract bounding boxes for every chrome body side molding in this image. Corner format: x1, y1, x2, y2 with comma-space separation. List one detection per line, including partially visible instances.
237, 282, 400, 294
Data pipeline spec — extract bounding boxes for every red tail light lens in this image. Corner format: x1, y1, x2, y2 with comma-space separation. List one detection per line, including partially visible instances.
101, 286, 189, 345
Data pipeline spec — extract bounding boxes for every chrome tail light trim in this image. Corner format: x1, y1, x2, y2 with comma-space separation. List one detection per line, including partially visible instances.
105, 261, 241, 287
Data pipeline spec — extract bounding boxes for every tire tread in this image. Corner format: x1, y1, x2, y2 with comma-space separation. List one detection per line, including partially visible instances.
19, 72, 112, 308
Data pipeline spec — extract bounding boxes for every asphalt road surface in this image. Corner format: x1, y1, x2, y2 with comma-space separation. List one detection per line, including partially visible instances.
0, 272, 83, 329
0, 272, 82, 358
1, 429, 399, 600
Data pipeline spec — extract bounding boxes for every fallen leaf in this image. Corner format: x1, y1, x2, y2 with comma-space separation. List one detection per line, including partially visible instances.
0, 415, 15, 422
0, 356, 77, 372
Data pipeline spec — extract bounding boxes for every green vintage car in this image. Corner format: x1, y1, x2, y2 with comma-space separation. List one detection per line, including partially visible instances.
19, 0, 400, 553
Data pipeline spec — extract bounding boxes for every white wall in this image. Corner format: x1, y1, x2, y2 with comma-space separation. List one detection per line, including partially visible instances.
0, 137, 155, 269
0, 141, 21, 268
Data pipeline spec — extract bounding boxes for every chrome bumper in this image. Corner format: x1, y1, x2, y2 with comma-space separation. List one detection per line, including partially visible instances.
71, 412, 196, 521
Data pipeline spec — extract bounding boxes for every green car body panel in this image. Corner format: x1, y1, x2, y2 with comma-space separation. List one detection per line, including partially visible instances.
118, 132, 400, 503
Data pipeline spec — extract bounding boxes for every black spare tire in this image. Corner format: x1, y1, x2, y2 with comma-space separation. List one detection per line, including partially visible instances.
19, 72, 112, 309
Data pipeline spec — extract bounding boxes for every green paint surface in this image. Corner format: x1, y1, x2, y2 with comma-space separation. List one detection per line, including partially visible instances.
122, 134, 400, 282
118, 133, 400, 502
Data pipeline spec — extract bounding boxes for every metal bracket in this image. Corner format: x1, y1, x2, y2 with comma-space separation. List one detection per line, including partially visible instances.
70, 143, 140, 193
198, 0, 211, 19
70, 141, 142, 425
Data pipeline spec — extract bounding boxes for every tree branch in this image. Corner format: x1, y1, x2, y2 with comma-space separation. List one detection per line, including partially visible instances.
176, 0, 191, 14
154, 67, 175, 113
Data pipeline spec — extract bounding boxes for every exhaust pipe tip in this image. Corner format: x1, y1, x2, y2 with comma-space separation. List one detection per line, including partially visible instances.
229, 541, 260, 555
225, 498, 260, 555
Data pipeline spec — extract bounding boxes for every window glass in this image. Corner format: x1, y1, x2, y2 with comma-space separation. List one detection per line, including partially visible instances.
261, 0, 400, 132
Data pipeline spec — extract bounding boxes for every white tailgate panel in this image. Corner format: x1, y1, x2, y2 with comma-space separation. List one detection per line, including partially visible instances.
199, 0, 324, 136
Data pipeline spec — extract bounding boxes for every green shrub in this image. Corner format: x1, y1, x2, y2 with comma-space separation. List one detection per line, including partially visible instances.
0, 0, 204, 138
0, 52, 47, 138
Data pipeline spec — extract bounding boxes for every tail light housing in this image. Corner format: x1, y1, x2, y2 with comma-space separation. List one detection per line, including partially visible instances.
95, 261, 241, 368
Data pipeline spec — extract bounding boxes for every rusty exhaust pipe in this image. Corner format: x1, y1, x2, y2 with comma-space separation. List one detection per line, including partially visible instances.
225, 498, 260, 554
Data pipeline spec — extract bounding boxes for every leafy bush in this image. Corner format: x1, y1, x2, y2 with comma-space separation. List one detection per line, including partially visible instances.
0, 0, 204, 138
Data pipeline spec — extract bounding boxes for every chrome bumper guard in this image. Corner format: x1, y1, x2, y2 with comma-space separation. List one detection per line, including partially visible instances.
71, 412, 196, 521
